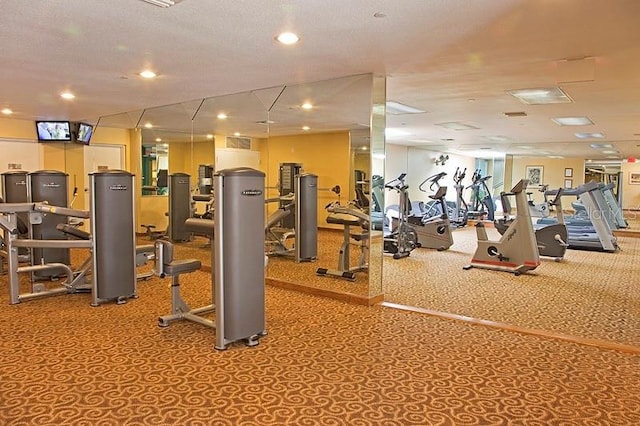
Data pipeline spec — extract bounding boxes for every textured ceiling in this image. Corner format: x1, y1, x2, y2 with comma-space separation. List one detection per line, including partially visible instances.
1, 0, 640, 159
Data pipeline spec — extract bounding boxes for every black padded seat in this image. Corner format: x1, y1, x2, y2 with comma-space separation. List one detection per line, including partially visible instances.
184, 218, 214, 236
192, 194, 213, 202
164, 259, 201, 275
56, 223, 90, 240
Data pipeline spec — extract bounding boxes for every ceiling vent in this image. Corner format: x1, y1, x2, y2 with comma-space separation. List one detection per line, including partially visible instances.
226, 136, 251, 150
504, 111, 528, 117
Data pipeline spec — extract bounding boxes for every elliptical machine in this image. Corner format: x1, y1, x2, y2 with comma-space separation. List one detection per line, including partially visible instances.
463, 179, 540, 275
451, 167, 469, 228
408, 172, 453, 251
383, 173, 419, 259
467, 169, 495, 221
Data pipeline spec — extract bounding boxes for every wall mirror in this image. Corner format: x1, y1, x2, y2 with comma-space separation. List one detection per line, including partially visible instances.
96, 73, 382, 302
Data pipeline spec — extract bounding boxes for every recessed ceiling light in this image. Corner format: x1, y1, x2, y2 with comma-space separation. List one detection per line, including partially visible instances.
552, 116, 594, 126
575, 132, 604, 139
155, 138, 162, 142
139, 70, 157, 79
144, 122, 153, 129
361, 146, 369, 151
548, 155, 565, 159
408, 139, 434, 144
1, 108, 13, 115
373, 12, 386, 18
233, 132, 241, 137
606, 155, 620, 159
302, 126, 310, 131
436, 122, 479, 131
276, 32, 299, 45
590, 143, 613, 149
386, 101, 425, 115
601, 150, 618, 154
217, 113, 227, 120
301, 102, 313, 110
507, 87, 573, 104
516, 145, 534, 149
60, 91, 75, 100
206, 134, 214, 140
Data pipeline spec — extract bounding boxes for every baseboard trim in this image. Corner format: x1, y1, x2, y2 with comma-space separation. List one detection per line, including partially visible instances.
382, 302, 640, 355
266, 278, 384, 306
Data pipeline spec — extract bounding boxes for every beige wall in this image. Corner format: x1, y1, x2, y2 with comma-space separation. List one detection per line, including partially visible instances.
511, 157, 586, 204
621, 160, 640, 210
266, 131, 351, 229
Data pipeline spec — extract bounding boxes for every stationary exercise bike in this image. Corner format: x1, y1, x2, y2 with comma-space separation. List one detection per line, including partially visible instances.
495, 187, 568, 261
527, 184, 551, 218
463, 179, 540, 275
383, 173, 419, 259
407, 172, 453, 251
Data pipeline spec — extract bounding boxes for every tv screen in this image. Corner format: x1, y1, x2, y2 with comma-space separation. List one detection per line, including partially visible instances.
36, 121, 71, 142
76, 123, 93, 144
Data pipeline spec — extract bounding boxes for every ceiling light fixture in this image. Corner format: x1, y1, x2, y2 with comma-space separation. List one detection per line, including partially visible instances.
217, 113, 227, 120
483, 135, 510, 142
1, 108, 13, 115
386, 101, 425, 115
302, 126, 310, 131
552, 116, 593, 126
60, 91, 75, 100
144, 123, 153, 129
155, 138, 162, 142
301, 102, 313, 110
373, 12, 387, 18
139, 70, 157, 79
435, 122, 479, 131
575, 132, 604, 139
139, 0, 183, 8
601, 150, 618, 154
276, 32, 299, 45
233, 132, 241, 137
507, 87, 573, 105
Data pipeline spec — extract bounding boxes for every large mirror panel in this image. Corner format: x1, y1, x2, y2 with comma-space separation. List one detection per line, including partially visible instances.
263, 74, 374, 299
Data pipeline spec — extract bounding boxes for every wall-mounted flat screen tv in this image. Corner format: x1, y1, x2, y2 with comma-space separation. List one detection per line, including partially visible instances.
76, 122, 93, 144
35, 121, 72, 142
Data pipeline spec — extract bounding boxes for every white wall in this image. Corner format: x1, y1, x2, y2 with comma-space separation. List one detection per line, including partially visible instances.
406, 149, 476, 204
0, 139, 43, 173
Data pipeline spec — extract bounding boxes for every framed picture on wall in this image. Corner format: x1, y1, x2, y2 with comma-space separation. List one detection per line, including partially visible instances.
629, 172, 640, 185
525, 165, 544, 187
564, 168, 573, 178
564, 179, 573, 189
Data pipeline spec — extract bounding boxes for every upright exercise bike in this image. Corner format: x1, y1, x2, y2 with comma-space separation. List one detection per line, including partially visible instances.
383, 173, 419, 259
464, 179, 540, 275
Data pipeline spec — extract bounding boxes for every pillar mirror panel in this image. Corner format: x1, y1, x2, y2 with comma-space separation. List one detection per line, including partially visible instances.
263, 74, 374, 298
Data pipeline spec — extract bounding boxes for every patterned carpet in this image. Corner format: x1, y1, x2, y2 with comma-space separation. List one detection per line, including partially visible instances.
1, 270, 639, 425
173, 225, 640, 348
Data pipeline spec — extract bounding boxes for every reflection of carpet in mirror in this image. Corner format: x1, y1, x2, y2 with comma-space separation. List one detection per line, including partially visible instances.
167, 230, 370, 297
384, 223, 640, 347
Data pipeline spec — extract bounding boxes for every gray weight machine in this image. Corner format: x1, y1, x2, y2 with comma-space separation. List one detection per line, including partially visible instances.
463, 179, 540, 275
0, 170, 137, 305
155, 168, 267, 350
265, 172, 318, 262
